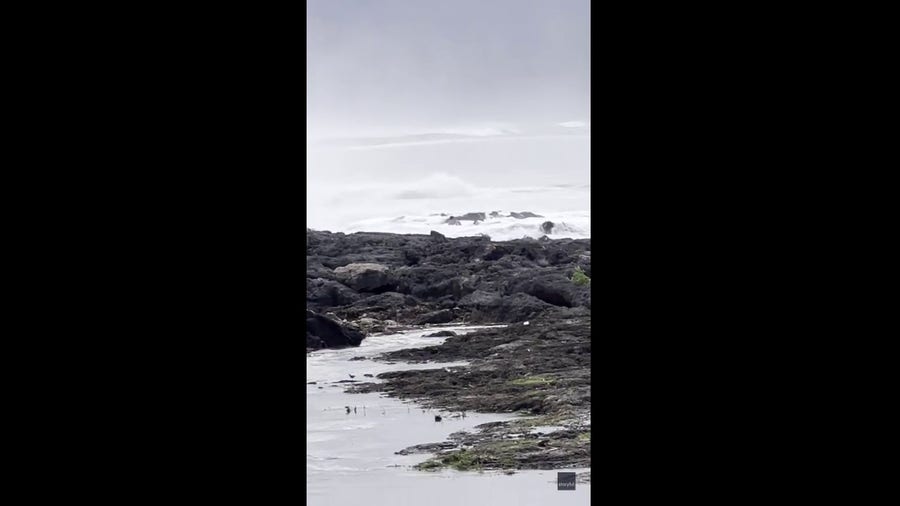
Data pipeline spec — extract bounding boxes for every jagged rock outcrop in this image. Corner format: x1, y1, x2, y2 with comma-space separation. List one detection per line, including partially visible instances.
307, 278, 361, 308
509, 211, 543, 219
333, 263, 396, 293
306, 310, 365, 349
450, 212, 486, 222
305, 230, 591, 342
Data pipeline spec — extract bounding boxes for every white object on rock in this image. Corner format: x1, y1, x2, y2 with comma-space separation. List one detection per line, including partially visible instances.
523, 321, 530, 326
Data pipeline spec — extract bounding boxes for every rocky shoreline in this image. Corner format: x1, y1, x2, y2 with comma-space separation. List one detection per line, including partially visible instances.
306, 228, 591, 474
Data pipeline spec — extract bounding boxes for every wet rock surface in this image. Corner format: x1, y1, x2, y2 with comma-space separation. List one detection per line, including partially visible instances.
424, 330, 457, 337
346, 316, 591, 473
306, 230, 591, 348
306, 229, 590, 473
333, 262, 397, 293
306, 310, 365, 350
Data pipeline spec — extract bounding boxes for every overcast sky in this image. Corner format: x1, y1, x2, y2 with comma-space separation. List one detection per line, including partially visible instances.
307, 0, 590, 139
307, 0, 590, 231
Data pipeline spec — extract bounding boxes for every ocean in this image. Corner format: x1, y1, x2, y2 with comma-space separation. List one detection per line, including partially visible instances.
307, 128, 590, 240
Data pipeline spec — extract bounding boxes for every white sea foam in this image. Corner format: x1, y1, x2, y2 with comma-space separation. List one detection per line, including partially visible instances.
308, 125, 589, 236
343, 211, 590, 241
308, 172, 589, 239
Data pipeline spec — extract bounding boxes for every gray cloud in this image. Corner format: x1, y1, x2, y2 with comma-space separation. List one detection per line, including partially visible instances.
307, 0, 590, 138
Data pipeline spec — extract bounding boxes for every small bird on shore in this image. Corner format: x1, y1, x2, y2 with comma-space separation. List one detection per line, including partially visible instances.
349, 374, 355, 378
435, 415, 442, 422
345, 406, 351, 414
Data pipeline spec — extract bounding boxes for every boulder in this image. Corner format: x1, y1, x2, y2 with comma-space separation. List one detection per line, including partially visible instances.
306, 310, 365, 348
307, 278, 360, 307
306, 331, 322, 349
333, 263, 396, 293
505, 271, 588, 308
541, 221, 555, 234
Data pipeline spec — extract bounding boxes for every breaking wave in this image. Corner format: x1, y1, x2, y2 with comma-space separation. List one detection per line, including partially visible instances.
344, 211, 590, 241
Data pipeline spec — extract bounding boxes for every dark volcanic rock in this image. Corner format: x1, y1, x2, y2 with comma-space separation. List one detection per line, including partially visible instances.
306, 331, 321, 349
509, 211, 543, 219
306, 310, 365, 349
403, 248, 422, 266
307, 228, 592, 472
505, 272, 588, 308
369, 316, 591, 411
306, 230, 590, 325
396, 441, 456, 455
306, 262, 336, 280
334, 291, 422, 323
395, 264, 477, 300
460, 291, 553, 323
307, 278, 360, 308
424, 330, 457, 337
356, 315, 591, 474
450, 212, 486, 222
414, 309, 455, 325
541, 221, 554, 234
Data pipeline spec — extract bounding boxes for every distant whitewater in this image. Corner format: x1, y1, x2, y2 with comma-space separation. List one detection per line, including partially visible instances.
308, 126, 590, 238
342, 210, 590, 241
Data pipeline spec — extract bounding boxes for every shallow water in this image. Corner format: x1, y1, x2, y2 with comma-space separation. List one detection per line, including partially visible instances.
307, 326, 591, 505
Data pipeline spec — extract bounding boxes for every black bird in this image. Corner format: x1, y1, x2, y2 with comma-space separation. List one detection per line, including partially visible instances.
434, 415, 442, 422
345, 406, 351, 414
349, 374, 355, 378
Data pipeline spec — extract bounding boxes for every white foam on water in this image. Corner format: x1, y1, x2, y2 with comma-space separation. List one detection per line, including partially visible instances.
343, 211, 590, 241
307, 133, 590, 235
